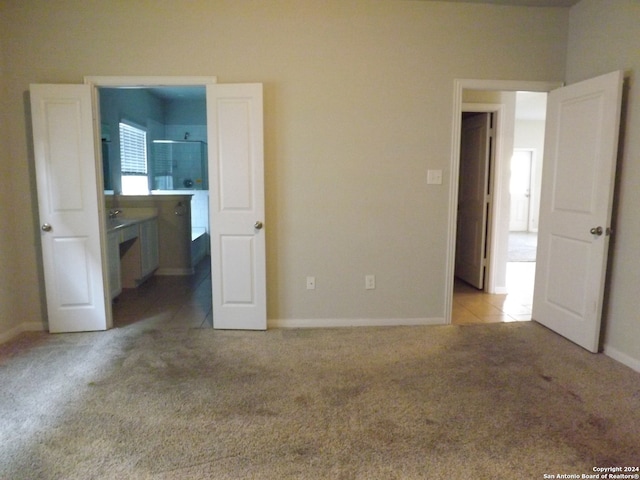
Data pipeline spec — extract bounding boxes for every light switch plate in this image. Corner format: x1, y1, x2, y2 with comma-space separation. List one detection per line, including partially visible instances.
427, 169, 443, 185
365, 275, 375, 290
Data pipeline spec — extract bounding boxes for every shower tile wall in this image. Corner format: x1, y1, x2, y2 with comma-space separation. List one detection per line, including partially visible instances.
166, 125, 207, 142
164, 125, 209, 237
165, 125, 208, 190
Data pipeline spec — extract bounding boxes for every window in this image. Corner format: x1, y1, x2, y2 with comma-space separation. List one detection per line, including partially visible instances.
119, 121, 149, 195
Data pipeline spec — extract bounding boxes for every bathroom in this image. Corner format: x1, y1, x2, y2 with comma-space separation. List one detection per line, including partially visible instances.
100, 86, 210, 294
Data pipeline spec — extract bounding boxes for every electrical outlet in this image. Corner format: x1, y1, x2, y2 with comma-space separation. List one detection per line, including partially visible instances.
306, 276, 316, 290
365, 275, 375, 290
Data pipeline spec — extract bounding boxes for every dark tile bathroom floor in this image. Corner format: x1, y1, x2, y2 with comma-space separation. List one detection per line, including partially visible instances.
112, 256, 213, 329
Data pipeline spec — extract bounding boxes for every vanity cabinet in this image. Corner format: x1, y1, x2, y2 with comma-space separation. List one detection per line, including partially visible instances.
120, 218, 159, 289
107, 231, 122, 299
139, 218, 159, 279
108, 216, 159, 297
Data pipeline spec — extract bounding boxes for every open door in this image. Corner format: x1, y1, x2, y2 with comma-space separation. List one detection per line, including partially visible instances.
533, 71, 623, 352
456, 113, 492, 289
30, 84, 108, 333
207, 84, 266, 330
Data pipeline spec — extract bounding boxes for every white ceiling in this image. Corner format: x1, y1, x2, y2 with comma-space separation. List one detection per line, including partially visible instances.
425, 0, 580, 6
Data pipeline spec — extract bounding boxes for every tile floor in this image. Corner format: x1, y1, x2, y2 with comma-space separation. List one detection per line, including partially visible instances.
112, 257, 213, 329
452, 262, 535, 325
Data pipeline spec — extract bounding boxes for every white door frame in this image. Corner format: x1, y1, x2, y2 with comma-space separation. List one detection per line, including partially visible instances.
84, 76, 218, 327
446, 79, 562, 324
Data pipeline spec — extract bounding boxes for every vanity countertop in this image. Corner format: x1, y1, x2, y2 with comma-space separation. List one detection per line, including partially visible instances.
106, 207, 158, 233
106, 216, 154, 233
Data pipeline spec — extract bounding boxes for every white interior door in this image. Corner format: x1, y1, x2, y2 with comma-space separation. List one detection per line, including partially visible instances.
456, 113, 491, 289
207, 84, 266, 330
509, 149, 533, 232
30, 84, 107, 333
533, 71, 623, 352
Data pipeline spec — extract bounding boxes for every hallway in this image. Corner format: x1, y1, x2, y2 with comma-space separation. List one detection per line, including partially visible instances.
452, 262, 535, 325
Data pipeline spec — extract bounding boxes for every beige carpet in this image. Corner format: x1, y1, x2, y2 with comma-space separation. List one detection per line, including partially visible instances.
1, 320, 639, 479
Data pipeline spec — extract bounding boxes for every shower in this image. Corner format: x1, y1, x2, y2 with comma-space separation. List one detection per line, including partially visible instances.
151, 139, 208, 191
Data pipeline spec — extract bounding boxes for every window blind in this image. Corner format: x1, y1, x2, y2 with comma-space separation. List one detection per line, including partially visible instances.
119, 122, 147, 175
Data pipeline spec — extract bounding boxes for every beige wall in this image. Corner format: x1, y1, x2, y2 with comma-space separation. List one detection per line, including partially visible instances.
0, 1, 568, 334
0, 15, 20, 342
566, 0, 640, 367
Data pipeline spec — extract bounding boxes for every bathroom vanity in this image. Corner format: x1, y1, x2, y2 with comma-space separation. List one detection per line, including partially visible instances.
107, 211, 159, 299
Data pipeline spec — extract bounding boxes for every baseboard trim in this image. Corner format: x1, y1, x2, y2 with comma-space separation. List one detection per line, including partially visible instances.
603, 344, 640, 373
268, 317, 446, 329
155, 267, 194, 276
0, 321, 46, 345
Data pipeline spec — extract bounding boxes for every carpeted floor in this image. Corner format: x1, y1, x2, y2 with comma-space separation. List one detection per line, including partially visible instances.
1, 319, 639, 479
508, 231, 538, 262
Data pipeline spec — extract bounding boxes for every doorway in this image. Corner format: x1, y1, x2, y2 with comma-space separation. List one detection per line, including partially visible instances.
504, 92, 548, 321
33, 78, 266, 332
98, 85, 213, 328
446, 80, 558, 325
92, 78, 267, 331
453, 106, 536, 324
455, 112, 494, 291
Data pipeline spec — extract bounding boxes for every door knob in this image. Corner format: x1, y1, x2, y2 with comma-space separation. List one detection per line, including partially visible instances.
41, 223, 52, 232
590, 226, 603, 236
254, 221, 263, 230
